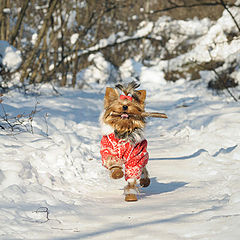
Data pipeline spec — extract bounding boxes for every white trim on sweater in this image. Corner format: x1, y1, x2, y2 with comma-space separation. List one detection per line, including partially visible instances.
99, 111, 115, 136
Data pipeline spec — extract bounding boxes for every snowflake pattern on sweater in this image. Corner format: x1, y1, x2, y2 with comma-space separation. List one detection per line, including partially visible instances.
100, 133, 149, 180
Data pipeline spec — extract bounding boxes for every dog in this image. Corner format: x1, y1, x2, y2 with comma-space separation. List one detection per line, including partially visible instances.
100, 82, 150, 202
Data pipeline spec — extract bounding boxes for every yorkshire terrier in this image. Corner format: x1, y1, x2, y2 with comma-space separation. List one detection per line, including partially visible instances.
100, 82, 150, 202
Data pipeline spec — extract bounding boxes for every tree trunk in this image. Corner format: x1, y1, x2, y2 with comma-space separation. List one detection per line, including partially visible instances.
9, 0, 30, 45
3, 0, 10, 41
30, 35, 48, 84
72, 47, 79, 88
0, 0, 7, 40
20, 0, 58, 83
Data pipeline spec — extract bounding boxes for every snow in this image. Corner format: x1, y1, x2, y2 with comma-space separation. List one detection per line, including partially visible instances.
74, 4, 240, 88
70, 33, 79, 45
67, 10, 77, 29
1, 4, 240, 240
31, 33, 38, 45
77, 53, 119, 87
3, 8, 11, 14
0, 41, 22, 72
0, 77, 240, 240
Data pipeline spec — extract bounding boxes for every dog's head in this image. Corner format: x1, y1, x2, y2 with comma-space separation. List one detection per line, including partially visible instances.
102, 82, 146, 136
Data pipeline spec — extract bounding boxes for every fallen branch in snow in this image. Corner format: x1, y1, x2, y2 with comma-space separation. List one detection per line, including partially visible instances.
33, 207, 50, 223
43, 113, 49, 136
27, 207, 61, 224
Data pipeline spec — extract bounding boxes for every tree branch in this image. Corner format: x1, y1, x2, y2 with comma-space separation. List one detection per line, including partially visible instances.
150, 1, 238, 14
219, 0, 240, 32
20, 0, 58, 83
9, 0, 30, 45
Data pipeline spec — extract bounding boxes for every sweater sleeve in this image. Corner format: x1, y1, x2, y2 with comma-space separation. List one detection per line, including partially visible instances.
128, 140, 149, 164
100, 135, 118, 169
124, 140, 149, 180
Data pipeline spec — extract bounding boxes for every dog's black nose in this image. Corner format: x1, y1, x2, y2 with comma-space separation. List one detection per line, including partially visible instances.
122, 105, 128, 111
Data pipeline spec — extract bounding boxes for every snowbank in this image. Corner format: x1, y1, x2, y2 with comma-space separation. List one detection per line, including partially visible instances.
0, 78, 239, 239
76, 52, 120, 88
75, 3, 240, 87
0, 40, 22, 72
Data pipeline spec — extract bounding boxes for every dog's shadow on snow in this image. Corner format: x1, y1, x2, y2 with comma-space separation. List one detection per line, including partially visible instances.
141, 177, 187, 197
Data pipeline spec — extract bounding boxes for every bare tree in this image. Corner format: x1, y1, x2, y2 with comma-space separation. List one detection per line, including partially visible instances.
0, 0, 10, 41
9, 0, 30, 45
0, 0, 239, 89
20, 0, 58, 83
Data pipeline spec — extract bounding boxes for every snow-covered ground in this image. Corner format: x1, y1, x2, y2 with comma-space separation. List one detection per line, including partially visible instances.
0, 78, 239, 240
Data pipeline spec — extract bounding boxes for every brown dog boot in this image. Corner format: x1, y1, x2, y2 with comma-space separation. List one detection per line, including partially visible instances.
125, 194, 137, 202
140, 166, 150, 187
140, 177, 150, 187
110, 166, 124, 179
124, 179, 138, 202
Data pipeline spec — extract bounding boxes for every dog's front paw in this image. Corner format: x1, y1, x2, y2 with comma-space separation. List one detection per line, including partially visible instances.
105, 156, 123, 169
109, 166, 124, 179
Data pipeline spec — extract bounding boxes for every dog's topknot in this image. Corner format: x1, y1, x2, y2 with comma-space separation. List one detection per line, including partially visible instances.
115, 81, 141, 101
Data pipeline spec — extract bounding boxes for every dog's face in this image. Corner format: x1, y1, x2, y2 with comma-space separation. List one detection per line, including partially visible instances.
102, 87, 146, 135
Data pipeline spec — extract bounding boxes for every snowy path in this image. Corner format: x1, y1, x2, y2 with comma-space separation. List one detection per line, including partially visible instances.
0, 82, 240, 240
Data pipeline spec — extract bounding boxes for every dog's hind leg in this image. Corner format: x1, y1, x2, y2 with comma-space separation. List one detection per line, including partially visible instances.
140, 166, 150, 187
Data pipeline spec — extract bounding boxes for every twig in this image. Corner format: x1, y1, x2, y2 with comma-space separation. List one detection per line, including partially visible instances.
28, 100, 39, 134
208, 50, 238, 102
43, 113, 49, 136
50, 82, 62, 96
33, 207, 50, 223
219, 0, 240, 33
0, 100, 15, 131
27, 207, 61, 224
110, 112, 167, 119
149, 1, 239, 14
0, 97, 40, 133
192, 54, 238, 102
141, 112, 168, 118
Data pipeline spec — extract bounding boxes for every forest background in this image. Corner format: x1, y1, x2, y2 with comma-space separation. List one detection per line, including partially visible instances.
0, 0, 239, 93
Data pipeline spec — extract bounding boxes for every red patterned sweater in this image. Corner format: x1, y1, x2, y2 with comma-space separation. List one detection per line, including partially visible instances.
100, 133, 149, 180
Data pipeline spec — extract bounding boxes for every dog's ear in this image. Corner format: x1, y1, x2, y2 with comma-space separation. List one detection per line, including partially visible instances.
136, 90, 146, 105
104, 87, 119, 108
